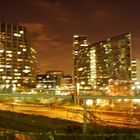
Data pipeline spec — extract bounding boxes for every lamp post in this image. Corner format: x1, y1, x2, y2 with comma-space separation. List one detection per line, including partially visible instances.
83, 99, 87, 134
83, 99, 94, 134
12, 85, 16, 92
76, 83, 80, 105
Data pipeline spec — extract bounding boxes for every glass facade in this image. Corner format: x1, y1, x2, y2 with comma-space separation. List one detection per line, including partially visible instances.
0, 23, 37, 91
73, 33, 132, 95
90, 33, 131, 94
131, 59, 140, 95
73, 35, 89, 93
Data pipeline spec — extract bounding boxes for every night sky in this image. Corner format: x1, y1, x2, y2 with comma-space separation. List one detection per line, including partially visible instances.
0, 0, 140, 75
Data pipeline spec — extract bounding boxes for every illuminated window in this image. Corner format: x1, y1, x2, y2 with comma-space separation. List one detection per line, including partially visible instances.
6, 58, 12, 61
18, 59, 23, 61
6, 51, 12, 53
74, 51, 78, 55
18, 34, 21, 37
80, 44, 88, 47
2, 76, 6, 79
0, 69, 4, 71
19, 31, 24, 34
14, 33, 18, 36
7, 77, 12, 79
30, 47, 36, 53
81, 81, 85, 85
0, 49, 4, 53
17, 51, 21, 54
15, 77, 21, 79
74, 41, 78, 45
6, 85, 10, 88
6, 65, 12, 68
23, 69, 30, 73
14, 73, 21, 76
14, 69, 18, 72
0, 65, 5, 67
6, 80, 10, 83
74, 35, 79, 38
12, 80, 17, 83
25, 66, 30, 69
78, 67, 83, 71
14, 33, 21, 37
6, 54, 12, 57
23, 48, 27, 52
20, 45, 26, 48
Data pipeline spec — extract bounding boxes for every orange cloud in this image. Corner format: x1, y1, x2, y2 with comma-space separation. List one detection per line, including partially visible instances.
95, 10, 106, 18
20, 22, 72, 74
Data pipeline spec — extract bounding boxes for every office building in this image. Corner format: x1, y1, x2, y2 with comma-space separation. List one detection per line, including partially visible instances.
90, 33, 131, 95
36, 70, 63, 89
131, 59, 140, 82
73, 35, 89, 93
73, 33, 132, 95
131, 59, 140, 95
60, 75, 73, 90
0, 22, 37, 91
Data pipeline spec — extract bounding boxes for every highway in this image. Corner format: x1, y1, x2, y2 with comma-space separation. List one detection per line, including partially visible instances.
0, 102, 83, 123
0, 102, 140, 129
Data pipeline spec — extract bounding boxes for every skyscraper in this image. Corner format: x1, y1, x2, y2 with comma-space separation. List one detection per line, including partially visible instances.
73, 33, 132, 95
0, 22, 37, 91
73, 35, 89, 93
131, 59, 140, 95
90, 33, 131, 94
131, 59, 140, 82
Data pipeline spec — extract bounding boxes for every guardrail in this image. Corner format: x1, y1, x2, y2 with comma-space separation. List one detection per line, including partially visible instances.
0, 94, 140, 99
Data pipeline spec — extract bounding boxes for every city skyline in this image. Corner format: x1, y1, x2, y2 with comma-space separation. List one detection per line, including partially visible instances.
0, 0, 140, 74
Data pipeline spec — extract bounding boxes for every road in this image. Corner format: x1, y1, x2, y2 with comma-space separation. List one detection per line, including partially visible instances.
0, 102, 140, 129
0, 102, 83, 123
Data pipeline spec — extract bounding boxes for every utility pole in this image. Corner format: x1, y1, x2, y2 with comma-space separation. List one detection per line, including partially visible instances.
76, 83, 80, 105
83, 99, 87, 134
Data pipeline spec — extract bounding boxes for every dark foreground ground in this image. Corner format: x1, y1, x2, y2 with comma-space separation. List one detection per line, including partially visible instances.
0, 110, 140, 140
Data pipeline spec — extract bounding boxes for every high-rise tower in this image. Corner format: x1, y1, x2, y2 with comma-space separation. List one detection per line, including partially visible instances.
73, 33, 132, 95
90, 33, 131, 95
73, 35, 88, 93
0, 22, 37, 91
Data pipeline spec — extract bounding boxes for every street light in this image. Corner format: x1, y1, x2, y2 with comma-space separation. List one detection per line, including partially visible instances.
76, 83, 80, 95
76, 83, 80, 105
86, 99, 93, 106
12, 85, 16, 92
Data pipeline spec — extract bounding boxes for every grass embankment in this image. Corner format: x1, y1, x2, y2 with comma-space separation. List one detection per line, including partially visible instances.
0, 110, 139, 134
0, 110, 140, 139
0, 110, 82, 133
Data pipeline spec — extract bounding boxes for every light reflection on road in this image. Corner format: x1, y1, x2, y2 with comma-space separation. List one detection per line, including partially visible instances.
0, 102, 140, 129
